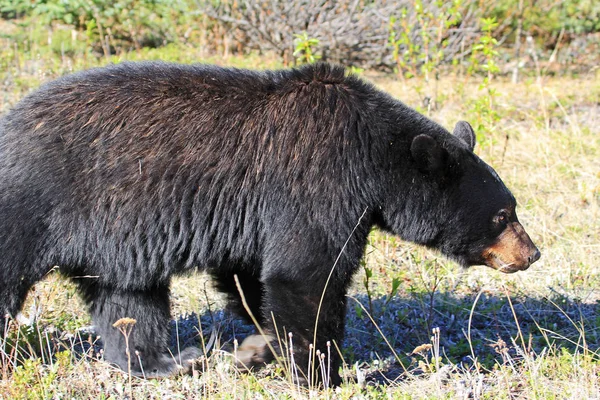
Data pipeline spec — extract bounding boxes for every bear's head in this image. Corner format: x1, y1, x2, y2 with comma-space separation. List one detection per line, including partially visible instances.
384, 121, 540, 273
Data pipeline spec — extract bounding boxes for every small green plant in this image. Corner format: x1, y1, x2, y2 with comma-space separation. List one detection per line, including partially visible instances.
468, 17, 502, 148
347, 66, 364, 75
361, 262, 400, 317
293, 32, 320, 64
388, 0, 463, 111
362, 263, 374, 315
385, 277, 401, 307
388, 0, 464, 78
388, 9, 419, 80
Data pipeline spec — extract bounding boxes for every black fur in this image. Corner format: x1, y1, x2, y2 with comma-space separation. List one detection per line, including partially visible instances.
0, 62, 525, 384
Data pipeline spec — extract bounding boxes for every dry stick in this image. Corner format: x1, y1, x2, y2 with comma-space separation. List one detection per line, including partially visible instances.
135, 350, 146, 379
196, 319, 208, 370
92, 9, 110, 60
233, 275, 283, 369
532, 291, 593, 356
503, 286, 527, 355
347, 295, 408, 374
195, 282, 218, 376
175, 318, 182, 366
112, 318, 136, 398
14, 320, 22, 370
537, 328, 595, 358
190, 317, 213, 382
288, 332, 301, 392
326, 341, 331, 388
329, 340, 351, 383
526, 35, 549, 132
545, 89, 582, 136
515, 295, 587, 361
233, 339, 238, 395
432, 327, 440, 373
202, 280, 215, 323
318, 351, 328, 389
312, 207, 369, 386
1, 316, 11, 378
12, 41, 20, 74
36, 322, 46, 365
268, 312, 292, 382
500, 132, 510, 167
307, 343, 313, 387
504, 291, 542, 393
511, 0, 524, 84
44, 329, 53, 368
0, 314, 13, 380
467, 290, 484, 362
223, 284, 281, 396
545, 27, 565, 73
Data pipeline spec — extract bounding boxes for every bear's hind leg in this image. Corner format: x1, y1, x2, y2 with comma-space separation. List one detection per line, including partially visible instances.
77, 281, 200, 377
243, 232, 355, 387
212, 269, 264, 325
259, 275, 346, 387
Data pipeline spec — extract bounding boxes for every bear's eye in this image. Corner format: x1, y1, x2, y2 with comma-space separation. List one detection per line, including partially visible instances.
493, 210, 509, 225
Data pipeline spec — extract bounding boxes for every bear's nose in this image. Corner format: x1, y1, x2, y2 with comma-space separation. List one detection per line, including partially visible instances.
528, 248, 541, 265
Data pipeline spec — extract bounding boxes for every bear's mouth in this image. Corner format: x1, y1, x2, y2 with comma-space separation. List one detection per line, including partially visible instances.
484, 253, 521, 274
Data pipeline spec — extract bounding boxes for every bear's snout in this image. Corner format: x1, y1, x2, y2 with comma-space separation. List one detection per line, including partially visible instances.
528, 247, 541, 266
482, 222, 540, 273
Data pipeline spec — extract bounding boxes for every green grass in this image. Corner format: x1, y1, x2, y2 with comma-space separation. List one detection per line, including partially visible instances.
1, 19, 599, 400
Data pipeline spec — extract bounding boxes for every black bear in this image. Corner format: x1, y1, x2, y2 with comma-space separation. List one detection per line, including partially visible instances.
0, 62, 540, 385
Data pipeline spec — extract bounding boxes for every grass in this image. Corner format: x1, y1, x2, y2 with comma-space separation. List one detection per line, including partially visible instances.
1, 20, 599, 399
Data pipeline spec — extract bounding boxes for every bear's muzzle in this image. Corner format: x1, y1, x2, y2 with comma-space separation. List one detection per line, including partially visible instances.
482, 222, 540, 273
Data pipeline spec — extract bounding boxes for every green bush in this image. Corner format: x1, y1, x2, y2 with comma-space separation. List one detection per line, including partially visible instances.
1, 0, 194, 53
488, 0, 600, 41
1, 0, 597, 70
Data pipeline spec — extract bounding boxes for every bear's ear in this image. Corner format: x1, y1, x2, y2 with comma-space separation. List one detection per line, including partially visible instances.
410, 134, 448, 173
453, 121, 476, 152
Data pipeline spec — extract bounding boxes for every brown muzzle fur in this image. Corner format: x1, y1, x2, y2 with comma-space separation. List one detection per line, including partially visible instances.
482, 222, 540, 273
